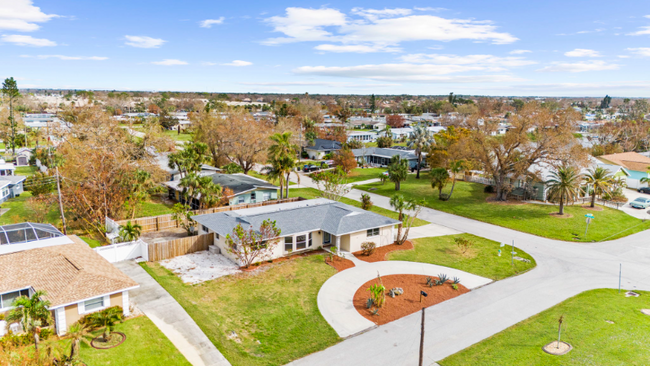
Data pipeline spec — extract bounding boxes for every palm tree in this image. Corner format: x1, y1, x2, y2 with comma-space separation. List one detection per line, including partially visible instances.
389, 194, 417, 245
546, 166, 583, 215
583, 167, 613, 208
267, 132, 300, 199
640, 166, 650, 186
130, 169, 158, 219
5, 290, 52, 351
87, 307, 124, 342
448, 159, 468, 199
262, 164, 286, 199
407, 125, 435, 179
119, 221, 142, 242
268, 132, 298, 162
430, 167, 450, 199
387, 155, 408, 191
179, 172, 201, 208
196, 176, 222, 209
67, 322, 89, 361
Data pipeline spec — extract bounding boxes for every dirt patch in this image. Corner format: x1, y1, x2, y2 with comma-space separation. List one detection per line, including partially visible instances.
239, 249, 329, 272
548, 212, 574, 218
485, 195, 527, 205
91, 332, 126, 349
354, 274, 469, 325
325, 257, 356, 272
581, 205, 604, 211
352, 240, 414, 263
542, 341, 572, 355
141, 228, 188, 243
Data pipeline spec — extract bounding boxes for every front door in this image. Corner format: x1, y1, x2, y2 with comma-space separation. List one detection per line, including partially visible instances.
323, 232, 331, 246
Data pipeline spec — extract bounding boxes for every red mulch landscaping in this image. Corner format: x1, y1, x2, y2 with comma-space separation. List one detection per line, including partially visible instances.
325, 257, 356, 272
353, 274, 469, 325
352, 240, 414, 263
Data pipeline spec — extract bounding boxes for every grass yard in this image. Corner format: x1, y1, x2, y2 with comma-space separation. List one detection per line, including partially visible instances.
135, 195, 175, 217
346, 167, 386, 183
51, 316, 190, 366
0, 192, 60, 225
141, 255, 340, 366
440, 289, 650, 366
389, 234, 536, 280
163, 129, 193, 142
357, 176, 650, 242
15, 166, 38, 176
79, 235, 105, 248
288, 187, 429, 227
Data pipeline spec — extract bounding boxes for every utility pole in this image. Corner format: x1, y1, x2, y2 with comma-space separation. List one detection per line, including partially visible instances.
46, 120, 67, 234
419, 307, 425, 366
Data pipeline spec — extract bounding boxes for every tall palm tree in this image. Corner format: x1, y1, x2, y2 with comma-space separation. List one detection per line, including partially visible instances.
448, 159, 468, 199
407, 125, 435, 179
5, 290, 52, 351
583, 167, 613, 208
179, 172, 201, 208
197, 176, 222, 208
87, 307, 123, 342
267, 132, 299, 199
262, 164, 286, 199
546, 166, 582, 215
119, 221, 142, 242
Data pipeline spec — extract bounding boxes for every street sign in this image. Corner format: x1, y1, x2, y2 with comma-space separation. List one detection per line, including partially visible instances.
585, 213, 595, 219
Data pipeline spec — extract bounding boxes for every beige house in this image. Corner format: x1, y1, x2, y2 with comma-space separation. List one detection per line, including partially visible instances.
0, 224, 138, 336
193, 198, 399, 265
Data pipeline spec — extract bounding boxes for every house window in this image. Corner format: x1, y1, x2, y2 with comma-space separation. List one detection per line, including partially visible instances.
263, 193, 270, 201
284, 236, 293, 252
323, 232, 331, 244
215, 233, 220, 240
0, 289, 29, 309
367, 228, 380, 237
250, 192, 256, 202
308, 233, 313, 247
296, 234, 307, 250
238, 196, 246, 204
84, 297, 104, 312
202, 225, 209, 233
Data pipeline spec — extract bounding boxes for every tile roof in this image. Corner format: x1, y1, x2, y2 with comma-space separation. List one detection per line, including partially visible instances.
0, 236, 138, 308
193, 198, 399, 237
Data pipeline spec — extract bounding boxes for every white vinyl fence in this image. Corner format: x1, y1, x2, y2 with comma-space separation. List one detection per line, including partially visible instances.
94, 239, 148, 263
626, 178, 648, 190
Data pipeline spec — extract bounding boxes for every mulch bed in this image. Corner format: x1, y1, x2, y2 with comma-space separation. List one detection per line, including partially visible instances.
325, 257, 356, 272
353, 274, 469, 325
352, 240, 413, 263
548, 212, 574, 218
90, 332, 126, 349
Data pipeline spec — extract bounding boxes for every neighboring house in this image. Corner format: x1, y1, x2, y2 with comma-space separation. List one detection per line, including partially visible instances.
378, 127, 413, 140
0, 223, 138, 336
15, 148, 32, 167
0, 160, 16, 176
347, 130, 377, 143
0, 175, 26, 203
164, 173, 279, 209
351, 147, 421, 169
22, 114, 61, 129
304, 139, 342, 160
598, 152, 650, 188
193, 198, 399, 265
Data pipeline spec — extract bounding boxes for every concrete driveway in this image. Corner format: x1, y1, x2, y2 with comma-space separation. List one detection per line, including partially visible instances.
620, 188, 650, 220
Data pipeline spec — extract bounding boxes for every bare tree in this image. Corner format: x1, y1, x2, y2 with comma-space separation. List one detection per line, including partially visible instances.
226, 219, 281, 268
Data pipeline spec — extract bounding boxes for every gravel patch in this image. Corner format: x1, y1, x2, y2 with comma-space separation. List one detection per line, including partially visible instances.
160, 251, 241, 284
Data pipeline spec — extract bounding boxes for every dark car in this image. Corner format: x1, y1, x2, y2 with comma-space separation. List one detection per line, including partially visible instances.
303, 164, 320, 172
638, 187, 650, 194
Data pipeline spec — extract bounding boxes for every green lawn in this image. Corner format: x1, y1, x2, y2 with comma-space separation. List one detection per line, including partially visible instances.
346, 167, 387, 183
15, 166, 38, 176
79, 235, 105, 248
0, 192, 61, 225
52, 316, 191, 366
389, 234, 536, 280
357, 176, 650, 242
288, 187, 429, 227
441, 289, 650, 366
135, 196, 174, 217
141, 255, 340, 366
163, 129, 193, 142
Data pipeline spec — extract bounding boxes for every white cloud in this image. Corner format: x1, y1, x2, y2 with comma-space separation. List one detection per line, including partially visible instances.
1, 34, 56, 46
510, 49, 531, 54
314, 44, 401, 53
22, 54, 107, 60
399, 53, 536, 68
199, 17, 225, 28
151, 59, 187, 66
644, 15, 650, 19
201, 61, 217, 66
263, 7, 518, 52
627, 47, 650, 57
0, 0, 59, 32
537, 60, 619, 73
221, 60, 252, 66
241, 81, 399, 88
628, 26, 650, 36
564, 48, 601, 57
124, 35, 166, 48
618, 55, 631, 58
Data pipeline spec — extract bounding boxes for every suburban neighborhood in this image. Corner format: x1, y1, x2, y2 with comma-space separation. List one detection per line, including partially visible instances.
2, 1, 650, 366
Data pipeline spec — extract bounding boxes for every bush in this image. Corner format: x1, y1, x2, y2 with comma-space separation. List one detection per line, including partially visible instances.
484, 185, 495, 193
376, 136, 393, 148
345, 140, 363, 149
220, 163, 244, 174
454, 236, 474, 254
360, 193, 373, 210
361, 241, 376, 256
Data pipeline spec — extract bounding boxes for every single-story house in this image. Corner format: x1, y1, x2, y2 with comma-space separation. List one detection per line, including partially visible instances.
347, 130, 377, 143
0, 160, 15, 177
0, 223, 138, 336
598, 152, 650, 188
351, 147, 421, 169
0, 175, 26, 203
304, 139, 342, 160
193, 198, 399, 265
378, 127, 413, 140
164, 173, 279, 209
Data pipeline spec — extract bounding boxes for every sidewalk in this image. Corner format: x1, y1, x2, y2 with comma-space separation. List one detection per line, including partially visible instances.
115, 261, 231, 366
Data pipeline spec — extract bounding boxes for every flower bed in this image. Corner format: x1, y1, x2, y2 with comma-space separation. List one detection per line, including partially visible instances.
352, 240, 413, 263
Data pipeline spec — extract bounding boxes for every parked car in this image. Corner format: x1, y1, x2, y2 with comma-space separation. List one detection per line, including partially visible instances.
303, 164, 320, 173
638, 187, 650, 194
629, 197, 650, 209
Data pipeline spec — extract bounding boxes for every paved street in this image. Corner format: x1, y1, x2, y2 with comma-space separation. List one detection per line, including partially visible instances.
287, 173, 650, 366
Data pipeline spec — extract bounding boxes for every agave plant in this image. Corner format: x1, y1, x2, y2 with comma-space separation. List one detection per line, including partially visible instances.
452, 277, 461, 285
437, 273, 449, 285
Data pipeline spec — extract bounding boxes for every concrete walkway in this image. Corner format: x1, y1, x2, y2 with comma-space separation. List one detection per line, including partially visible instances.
115, 261, 231, 366
318, 261, 492, 338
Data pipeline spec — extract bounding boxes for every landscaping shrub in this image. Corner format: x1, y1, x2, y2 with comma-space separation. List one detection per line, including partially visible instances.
360, 193, 373, 210
484, 185, 495, 193
454, 236, 474, 254
361, 241, 376, 256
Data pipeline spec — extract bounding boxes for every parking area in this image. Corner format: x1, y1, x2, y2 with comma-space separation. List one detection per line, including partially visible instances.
620, 188, 650, 220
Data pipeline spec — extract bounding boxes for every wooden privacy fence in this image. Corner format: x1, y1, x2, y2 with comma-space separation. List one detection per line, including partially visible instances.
115, 197, 303, 234
147, 233, 214, 261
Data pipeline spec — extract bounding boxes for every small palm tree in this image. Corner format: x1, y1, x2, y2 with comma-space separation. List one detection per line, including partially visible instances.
407, 125, 435, 179
430, 167, 450, 199
196, 175, 222, 209
67, 322, 89, 360
448, 159, 468, 199
5, 290, 52, 351
119, 221, 142, 242
87, 307, 124, 342
583, 167, 613, 208
546, 166, 582, 215
179, 172, 201, 207
387, 155, 409, 191
390, 194, 418, 245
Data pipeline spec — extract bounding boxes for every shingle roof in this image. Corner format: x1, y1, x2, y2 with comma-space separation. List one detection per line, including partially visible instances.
0, 236, 138, 308
599, 152, 650, 172
351, 147, 417, 160
193, 198, 399, 237
210, 173, 278, 194
305, 139, 342, 152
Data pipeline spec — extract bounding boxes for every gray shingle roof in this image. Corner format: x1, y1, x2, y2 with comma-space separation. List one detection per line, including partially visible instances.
305, 139, 342, 152
351, 147, 417, 160
209, 173, 278, 194
193, 198, 399, 237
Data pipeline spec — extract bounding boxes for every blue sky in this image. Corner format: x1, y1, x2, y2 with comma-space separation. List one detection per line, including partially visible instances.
2, 0, 650, 96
